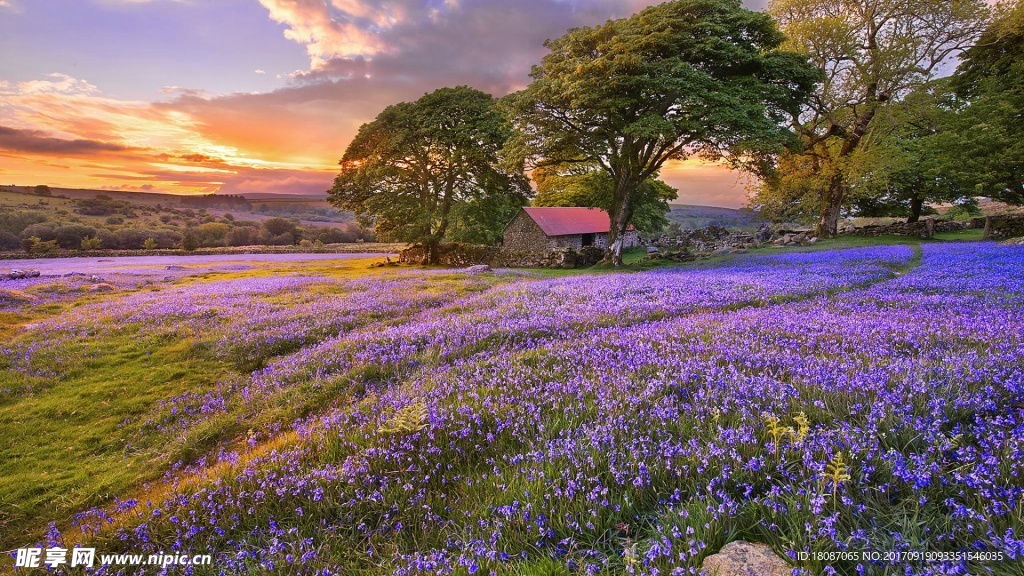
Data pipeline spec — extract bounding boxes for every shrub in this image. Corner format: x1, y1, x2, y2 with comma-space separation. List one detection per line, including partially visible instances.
268, 232, 295, 246
263, 217, 297, 237
106, 216, 124, 225
33, 184, 52, 196
96, 229, 121, 249
226, 227, 257, 247
80, 236, 103, 250
23, 236, 59, 254
54, 224, 99, 249
0, 230, 21, 250
142, 238, 158, 250
181, 230, 199, 251
0, 211, 47, 236
20, 222, 58, 242
196, 222, 230, 247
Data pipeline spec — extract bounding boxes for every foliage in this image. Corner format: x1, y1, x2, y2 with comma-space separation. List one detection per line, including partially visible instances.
328, 86, 530, 259
764, 0, 990, 236
945, 0, 1024, 204
504, 0, 817, 264
80, 236, 103, 250
532, 166, 676, 234
32, 185, 51, 197
181, 229, 199, 252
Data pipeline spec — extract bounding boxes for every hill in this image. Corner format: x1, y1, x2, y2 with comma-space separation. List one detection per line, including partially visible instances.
0, 185, 369, 253
665, 203, 764, 231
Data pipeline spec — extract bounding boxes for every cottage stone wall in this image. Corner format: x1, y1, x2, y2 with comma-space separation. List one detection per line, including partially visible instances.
983, 216, 1024, 240
502, 211, 557, 252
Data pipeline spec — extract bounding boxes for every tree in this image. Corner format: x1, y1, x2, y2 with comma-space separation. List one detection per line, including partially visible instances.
328, 86, 530, 263
33, 185, 51, 197
503, 0, 817, 265
532, 166, 677, 234
766, 0, 989, 237
846, 80, 974, 222
945, 0, 1024, 205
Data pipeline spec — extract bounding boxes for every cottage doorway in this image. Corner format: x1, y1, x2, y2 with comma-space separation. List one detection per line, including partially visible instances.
581, 233, 595, 247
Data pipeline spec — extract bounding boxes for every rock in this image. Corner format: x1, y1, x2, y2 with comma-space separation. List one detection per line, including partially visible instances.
165, 265, 185, 270
809, 237, 819, 244
27, 269, 40, 278
465, 264, 491, 274
8, 269, 26, 279
0, 288, 39, 302
647, 246, 660, 254
700, 541, 790, 576
89, 275, 104, 283
86, 283, 117, 292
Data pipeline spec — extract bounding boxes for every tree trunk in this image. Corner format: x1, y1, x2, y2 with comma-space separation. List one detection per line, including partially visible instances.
815, 173, 845, 239
907, 196, 924, 223
604, 174, 637, 267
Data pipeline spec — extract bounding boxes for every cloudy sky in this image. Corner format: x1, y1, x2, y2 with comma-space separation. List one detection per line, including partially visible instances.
1, 0, 773, 207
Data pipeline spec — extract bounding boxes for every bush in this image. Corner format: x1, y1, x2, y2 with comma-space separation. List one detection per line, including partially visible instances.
23, 236, 59, 254
106, 216, 124, 225
0, 211, 47, 236
0, 230, 21, 250
142, 238, 158, 250
33, 185, 52, 196
20, 222, 58, 242
80, 236, 103, 250
181, 230, 199, 251
54, 224, 99, 249
96, 229, 121, 249
268, 232, 295, 246
226, 227, 257, 247
196, 222, 230, 247
263, 217, 297, 237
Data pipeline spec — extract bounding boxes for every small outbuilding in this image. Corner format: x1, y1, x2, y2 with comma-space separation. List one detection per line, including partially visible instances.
502, 207, 640, 252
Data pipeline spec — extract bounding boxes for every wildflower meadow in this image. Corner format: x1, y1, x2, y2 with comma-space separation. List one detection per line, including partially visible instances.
2, 242, 1022, 575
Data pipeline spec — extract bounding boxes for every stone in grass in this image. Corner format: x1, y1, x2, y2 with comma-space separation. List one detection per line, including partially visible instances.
86, 283, 117, 292
0, 288, 39, 302
701, 541, 790, 576
465, 264, 491, 274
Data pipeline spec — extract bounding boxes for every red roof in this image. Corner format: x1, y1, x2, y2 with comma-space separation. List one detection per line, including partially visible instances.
521, 207, 633, 236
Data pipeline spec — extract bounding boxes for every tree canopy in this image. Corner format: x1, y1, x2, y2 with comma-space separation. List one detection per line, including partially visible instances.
504, 0, 817, 265
945, 0, 1024, 205
328, 86, 530, 261
761, 0, 989, 236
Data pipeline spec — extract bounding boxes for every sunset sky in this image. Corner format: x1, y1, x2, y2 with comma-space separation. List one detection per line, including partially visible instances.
3, 0, 802, 208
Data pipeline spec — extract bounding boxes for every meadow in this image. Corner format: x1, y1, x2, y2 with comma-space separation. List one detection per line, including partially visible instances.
1, 240, 1022, 575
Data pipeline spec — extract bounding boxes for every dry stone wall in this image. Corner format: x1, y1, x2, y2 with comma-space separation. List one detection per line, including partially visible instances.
983, 216, 1024, 240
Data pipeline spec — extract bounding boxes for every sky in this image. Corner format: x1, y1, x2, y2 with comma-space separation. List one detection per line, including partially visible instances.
1, 0, 801, 209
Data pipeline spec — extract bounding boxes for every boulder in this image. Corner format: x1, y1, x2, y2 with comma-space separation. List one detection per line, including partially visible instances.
0, 288, 39, 302
701, 541, 790, 576
86, 283, 117, 292
464, 264, 491, 274
165, 265, 186, 270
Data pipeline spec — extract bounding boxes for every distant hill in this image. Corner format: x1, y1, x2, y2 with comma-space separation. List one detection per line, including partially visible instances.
666, 204, 764, 231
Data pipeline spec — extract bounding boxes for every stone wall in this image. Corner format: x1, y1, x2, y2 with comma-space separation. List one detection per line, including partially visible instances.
502, 211, 557, 252
983, 216, 1024, 240
492, 246, 604, 268
398, 243, 498, 266
842, 218, 966, 239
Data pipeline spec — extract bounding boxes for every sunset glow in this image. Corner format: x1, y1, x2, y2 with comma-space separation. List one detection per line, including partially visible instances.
3, 0, 798, 206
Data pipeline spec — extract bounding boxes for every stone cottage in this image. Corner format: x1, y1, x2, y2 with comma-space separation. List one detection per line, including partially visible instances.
502, 207, 640, 252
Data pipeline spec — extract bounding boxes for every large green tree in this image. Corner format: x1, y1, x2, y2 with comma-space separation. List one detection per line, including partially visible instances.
504, 0, 817, 265
765, 0, 989, 237
945, 0, 1024, 205
328, 86, 530, 262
